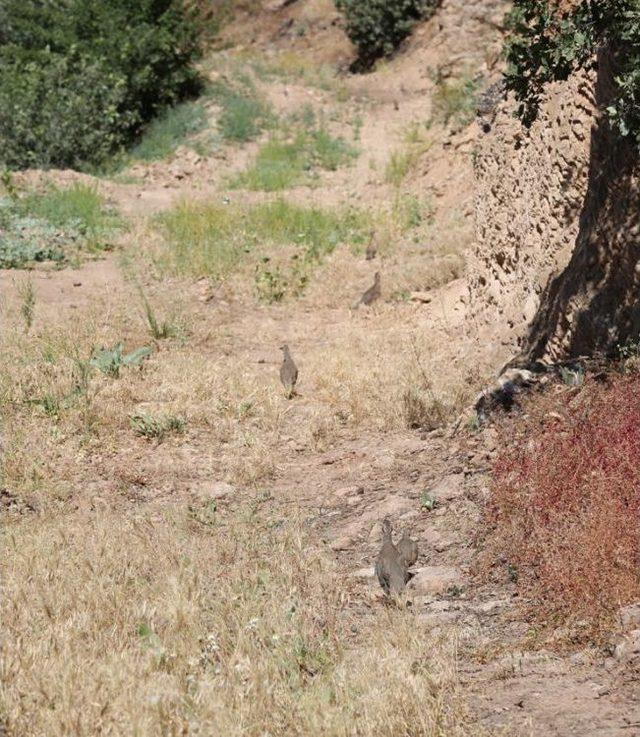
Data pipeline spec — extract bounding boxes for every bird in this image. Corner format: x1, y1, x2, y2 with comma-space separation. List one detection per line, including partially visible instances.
279, 344, 298, 399
365, 230, 377, 261
397, 530, 418, 567
375, 518, 409, 596
354, 272, 381, 309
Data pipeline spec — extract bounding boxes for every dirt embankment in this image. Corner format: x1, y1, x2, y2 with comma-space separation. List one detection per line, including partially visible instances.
469, 52, 640, 365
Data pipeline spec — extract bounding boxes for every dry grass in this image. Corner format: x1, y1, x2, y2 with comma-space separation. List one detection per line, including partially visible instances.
2, 505, 478, 736
484, 374, 640, 638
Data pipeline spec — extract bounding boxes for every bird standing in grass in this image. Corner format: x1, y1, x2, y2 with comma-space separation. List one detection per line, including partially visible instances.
365, 230, 377, 261
375, 517, 409, 596
279, 344, 298, 399
397, 530, 418, 568
355, 271, 381, 309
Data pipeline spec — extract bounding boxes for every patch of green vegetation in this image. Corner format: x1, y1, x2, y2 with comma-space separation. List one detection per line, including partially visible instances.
0, 183, 122, 268
89, 342, 152, 378
430, 74, 478, 128
130, 101, 210, 162
156, 199, 367, 292
207, 79, 273, 143
231, 127, 357, 192
384, 141, 431, 187
130, 413, 185, 440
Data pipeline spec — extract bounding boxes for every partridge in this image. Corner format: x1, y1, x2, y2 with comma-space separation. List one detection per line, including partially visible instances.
375, 518, 409, 596
365, 230, 377, 261
397, 530, 418, 567
279, 344, 298, 399
355, 272, 381, 309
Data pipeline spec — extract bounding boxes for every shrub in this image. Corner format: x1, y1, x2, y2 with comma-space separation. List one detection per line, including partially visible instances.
504, 0, 640, 143
486, 374, 640, 635
334, 0, 440, 68
0, 0, 202, 170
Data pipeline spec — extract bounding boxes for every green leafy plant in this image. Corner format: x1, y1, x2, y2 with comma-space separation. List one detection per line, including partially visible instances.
0, 184, 121, 268
0, 0, 203, 170
334, 0, 440, 68
420, 492, 437, 511
90, 343, 152, 378
504, 0, 640, 144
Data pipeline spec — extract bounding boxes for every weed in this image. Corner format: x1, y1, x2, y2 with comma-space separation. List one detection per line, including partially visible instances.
155, 199, 366, 284
0, 183, 121, 268
420, 492, 437, 511
1, 170, 18, 200
486, 374, 640, 636
130, 101, 209, 161
231, 126, 356, 192
207, 79, 272, 142
139, 289, 176, 339
90, 342, 152, 378
130, 413, 185, 440
17, 278, 35, 333
431, 74, 478, 128
384, 140, 431, 187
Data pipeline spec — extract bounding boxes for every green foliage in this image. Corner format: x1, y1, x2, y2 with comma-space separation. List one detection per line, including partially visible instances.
130, 101, 209, 162
334, 0, 440, 67
504, 0, 640, 143
140, 291, 177, 340
156, 199, 367, 288
130, 412, 185, 439
0, 183, 120, 268
90, 343, 152, 378
430, 74, 478, 128
0, 0, 203, 170
231, 126, 356, 191
207, 80, 273, 142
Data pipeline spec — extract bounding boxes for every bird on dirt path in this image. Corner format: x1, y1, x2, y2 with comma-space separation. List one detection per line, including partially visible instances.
397, 530, 418, 568
375, 517, 409, 596
279, 344, 298, 399
354, 272, 381, 309
365, 230, 377, 261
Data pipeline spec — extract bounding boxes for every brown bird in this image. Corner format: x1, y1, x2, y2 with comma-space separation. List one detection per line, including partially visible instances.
365, 230, 377, 261
354, 272, 381, 309
397, 530, 418, 567
279, 344, 298, 399
375, 518, 409, 596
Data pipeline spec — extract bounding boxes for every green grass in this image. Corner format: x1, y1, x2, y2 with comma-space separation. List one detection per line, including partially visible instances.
384, 141, 431, 187
130, 101, 209, 161
431, 75, 478, 128
155, 199, 366, 283
231, 127, 357, 192
0, 183, 121, 268
207, 80, 272, 143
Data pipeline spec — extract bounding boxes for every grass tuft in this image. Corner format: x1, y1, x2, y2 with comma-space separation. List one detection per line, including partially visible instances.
130, 101, 209, 161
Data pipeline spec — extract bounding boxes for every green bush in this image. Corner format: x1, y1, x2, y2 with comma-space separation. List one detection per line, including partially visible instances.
334, 0, 440, 67
504, 0, 640, 144
0, 0, 203, 170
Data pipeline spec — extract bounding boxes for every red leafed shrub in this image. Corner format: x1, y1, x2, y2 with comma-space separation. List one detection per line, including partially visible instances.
487, 374, 640, 632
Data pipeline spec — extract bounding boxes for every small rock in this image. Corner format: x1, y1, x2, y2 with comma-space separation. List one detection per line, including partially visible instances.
192, 481, 235, 502
334, 485, 364, 499
352, 566, 375, 580
613, 629, 640, 661
620, 602, 640, 630
429, 474, 465, 501
408, 566, 464, 596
